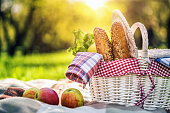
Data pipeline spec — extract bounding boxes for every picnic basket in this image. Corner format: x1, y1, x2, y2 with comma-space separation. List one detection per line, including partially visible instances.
89, 10, 170, 110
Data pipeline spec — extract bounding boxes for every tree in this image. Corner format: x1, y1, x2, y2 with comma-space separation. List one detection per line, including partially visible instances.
126, 0, 170, 49
0, 0, 81, 55
168, 17, 170, 48
0, 0, 36, 56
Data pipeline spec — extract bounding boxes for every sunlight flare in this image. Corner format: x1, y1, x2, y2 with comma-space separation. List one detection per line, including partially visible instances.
85, 0, 105, 10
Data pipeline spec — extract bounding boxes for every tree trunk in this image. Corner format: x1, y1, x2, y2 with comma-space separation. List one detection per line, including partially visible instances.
167, 17, 170, 49
6, 3, 36, 56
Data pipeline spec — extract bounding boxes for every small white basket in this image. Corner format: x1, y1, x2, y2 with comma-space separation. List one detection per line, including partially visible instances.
89, 10, 170, 110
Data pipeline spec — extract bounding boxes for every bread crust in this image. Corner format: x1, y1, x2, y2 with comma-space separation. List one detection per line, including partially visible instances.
94, 27, 114, 61
111, 21, 131, 59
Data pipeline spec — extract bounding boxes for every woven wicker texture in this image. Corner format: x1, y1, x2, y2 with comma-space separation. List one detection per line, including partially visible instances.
139, 49, 170, 59
90, 75, 170, 110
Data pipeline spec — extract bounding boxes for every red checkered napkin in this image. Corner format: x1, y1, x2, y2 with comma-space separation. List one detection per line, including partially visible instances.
95, 58, 170, 78
149, 59, 170, 77
65, 52, 103, 86
95, 58, 142, 77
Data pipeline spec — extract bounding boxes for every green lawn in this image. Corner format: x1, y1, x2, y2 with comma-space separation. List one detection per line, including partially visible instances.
0, 50, 74, 81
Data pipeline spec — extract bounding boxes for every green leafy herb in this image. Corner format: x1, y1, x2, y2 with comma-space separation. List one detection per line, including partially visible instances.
68, 30, 94, 56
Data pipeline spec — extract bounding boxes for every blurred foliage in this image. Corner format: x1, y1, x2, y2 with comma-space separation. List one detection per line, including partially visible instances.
0, 0, 169, 56
68, 29, 94, 56
0, 50, 74, 80
125, 0, 170, 49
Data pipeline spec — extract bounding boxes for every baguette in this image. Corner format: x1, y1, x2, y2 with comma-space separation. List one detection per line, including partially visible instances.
94, 27, 114, 61
111, 21, 131, 59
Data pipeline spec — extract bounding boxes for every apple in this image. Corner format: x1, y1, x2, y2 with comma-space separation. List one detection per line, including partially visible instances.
22, 88, 39, 99
61, 88, 84, 108
35, 88, 59, 105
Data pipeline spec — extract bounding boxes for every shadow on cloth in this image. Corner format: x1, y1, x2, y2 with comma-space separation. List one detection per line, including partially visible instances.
0, 97, 42, 113
0, 97, 167, 113
37, 102, 167, 113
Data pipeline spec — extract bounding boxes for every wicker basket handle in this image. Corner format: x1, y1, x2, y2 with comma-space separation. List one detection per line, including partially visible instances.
112, 9, 138, 58
131, 22, 150, 64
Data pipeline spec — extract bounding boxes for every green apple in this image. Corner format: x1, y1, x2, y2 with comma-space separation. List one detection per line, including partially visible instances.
35, 88, 59, 105
22, 88, 39, 99
61, 88, 84, 108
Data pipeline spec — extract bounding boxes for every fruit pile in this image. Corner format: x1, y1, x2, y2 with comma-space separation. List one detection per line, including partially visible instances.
0, 87, 84, 108
22, 87, 84, 108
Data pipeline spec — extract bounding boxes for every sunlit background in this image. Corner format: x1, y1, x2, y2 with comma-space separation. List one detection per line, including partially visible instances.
0, 0, 169, 81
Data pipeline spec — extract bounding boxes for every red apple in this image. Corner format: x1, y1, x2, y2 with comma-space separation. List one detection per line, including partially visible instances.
61, 88, 84, 108
22, 88, 39, 99
35, 88, 59, 105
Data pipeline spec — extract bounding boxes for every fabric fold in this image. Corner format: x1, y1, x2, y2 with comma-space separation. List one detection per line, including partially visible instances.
155, 57, 170, 68
65, 52, 103, 86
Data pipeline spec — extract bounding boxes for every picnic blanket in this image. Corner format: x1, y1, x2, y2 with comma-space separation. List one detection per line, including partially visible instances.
0, 97, 167, 113
0, 79, 168, 113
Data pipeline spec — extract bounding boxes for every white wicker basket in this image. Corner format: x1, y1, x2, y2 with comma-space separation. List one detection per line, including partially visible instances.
90, 10, 170, 110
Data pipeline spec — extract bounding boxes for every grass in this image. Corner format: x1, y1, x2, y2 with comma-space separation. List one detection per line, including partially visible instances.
0, 50, 74, 81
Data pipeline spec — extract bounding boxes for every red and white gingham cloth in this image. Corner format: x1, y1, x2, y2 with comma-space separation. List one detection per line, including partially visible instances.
65, 52, 170, 108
